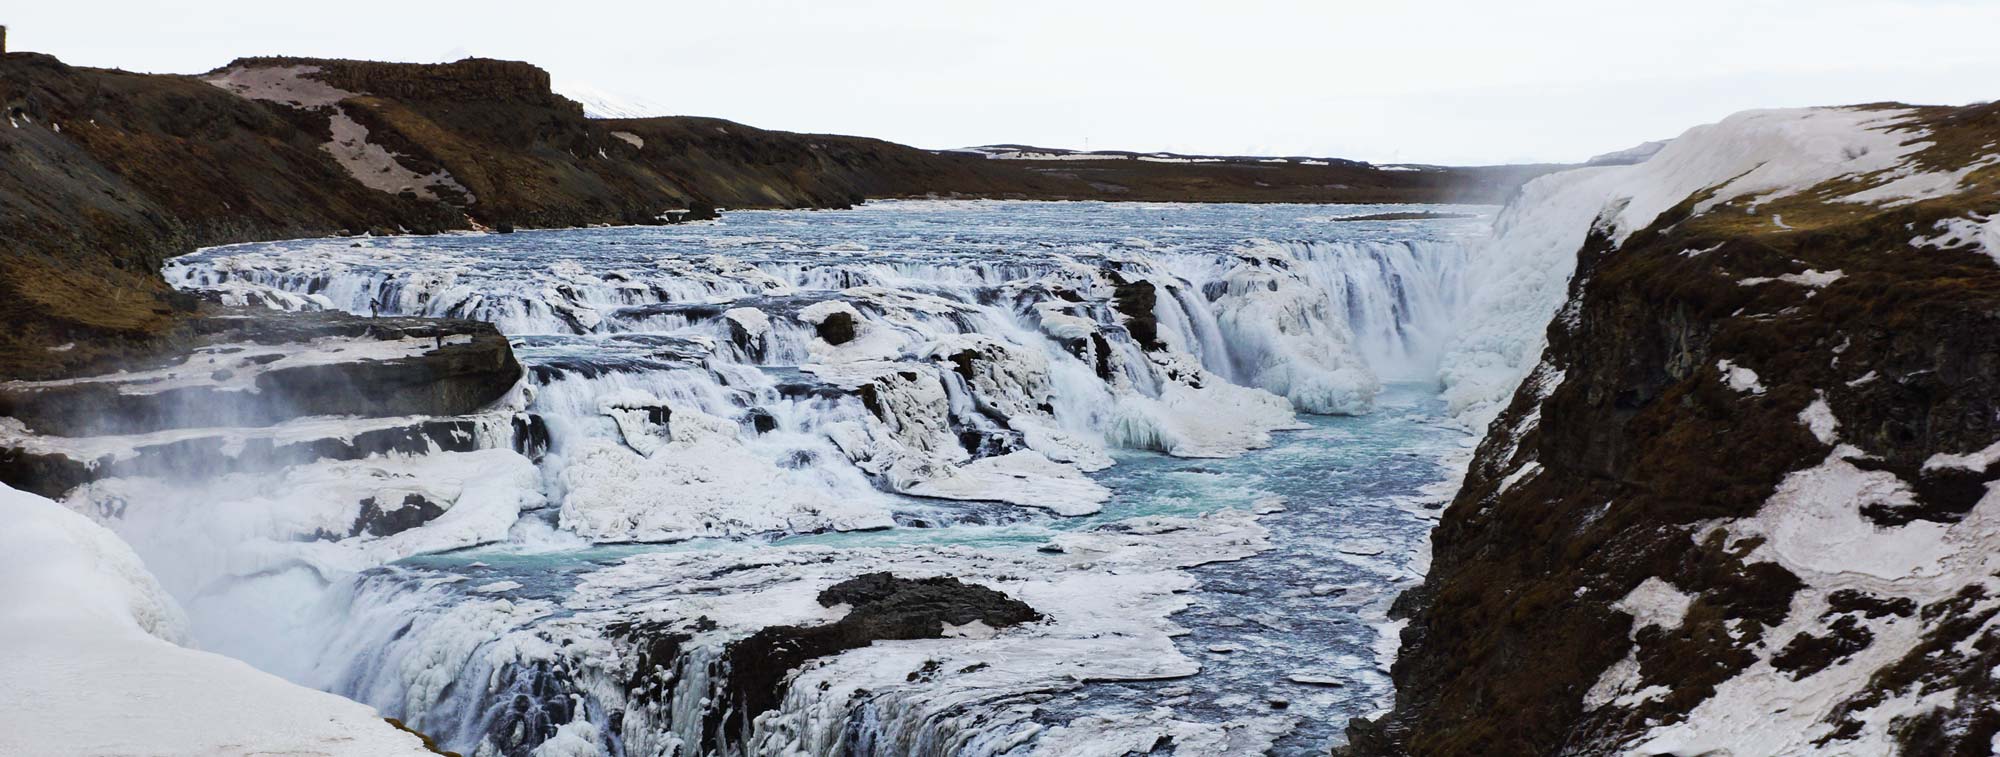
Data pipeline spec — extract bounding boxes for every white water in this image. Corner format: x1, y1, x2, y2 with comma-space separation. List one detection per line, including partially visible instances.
95, 201, 1490, 755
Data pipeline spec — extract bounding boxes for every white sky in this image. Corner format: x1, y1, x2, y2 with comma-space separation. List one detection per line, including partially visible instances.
10, 0, 1998, 164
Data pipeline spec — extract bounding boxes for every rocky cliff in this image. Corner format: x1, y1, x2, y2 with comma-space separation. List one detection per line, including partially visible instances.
1351, 103, 2000, 754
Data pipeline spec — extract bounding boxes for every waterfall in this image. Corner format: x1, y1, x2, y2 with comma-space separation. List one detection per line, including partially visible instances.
127, 203, 1487, 756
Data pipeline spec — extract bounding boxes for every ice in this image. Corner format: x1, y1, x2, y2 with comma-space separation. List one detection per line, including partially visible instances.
558, 409, 899, 543
903, 450, 1111, 515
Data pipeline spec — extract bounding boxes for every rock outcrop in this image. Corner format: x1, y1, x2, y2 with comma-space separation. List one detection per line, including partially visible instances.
1350, 103, 2000, 755
708, 573, 1042, 749
0, 308, 523, 498
0, 310, 520, 436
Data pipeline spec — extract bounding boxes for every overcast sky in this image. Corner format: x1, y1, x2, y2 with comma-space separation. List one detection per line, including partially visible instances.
10, 1, 1998, 164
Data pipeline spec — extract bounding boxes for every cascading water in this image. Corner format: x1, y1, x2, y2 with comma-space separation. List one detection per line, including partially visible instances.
90, 200, 1487, 756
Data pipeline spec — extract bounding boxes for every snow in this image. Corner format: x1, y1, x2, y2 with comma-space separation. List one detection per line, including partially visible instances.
1739, 268, 1844, 288
1630, 432, 2000, 751
3, 334, 471, 396
1923, 439, 2000, 473
533, 719, 605, 757
1727, 448, 1950, 581
1913, 213, 2000, 267
1584, 139, 1669, 167
1614, 577, 1694, 634
1584, 578, 1693, 711
0, 411, 506, 468
206, 64, 474, 203
0, 485, 435, 756
1799, 397, 1841, 445
1717, 359, 1767, 395
1493, 461, 1541, 496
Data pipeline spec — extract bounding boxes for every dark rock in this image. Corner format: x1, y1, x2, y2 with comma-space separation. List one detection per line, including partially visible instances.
2, 417, 490, 497
0, 310, 522, 436
1110, 277, 1165, 351
706, 573, 1040, 751
816, 309, 857, 346
350, 493, 447, 538
0, 446, 102, 500
512, 413, 551, 460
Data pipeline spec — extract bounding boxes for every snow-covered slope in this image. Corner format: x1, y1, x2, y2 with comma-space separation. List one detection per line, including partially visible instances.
1440, 106, 1980, 431
1360, 102, 2000, 755
1584, 139, 1668, 167
0, 484, 440, 757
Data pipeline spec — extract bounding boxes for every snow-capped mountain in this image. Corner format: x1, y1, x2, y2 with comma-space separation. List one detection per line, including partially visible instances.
554, 81, 675, 119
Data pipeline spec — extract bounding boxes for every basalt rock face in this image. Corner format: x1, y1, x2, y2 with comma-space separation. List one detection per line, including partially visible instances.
1348, 103, 2000, 755
237, 57, 570, 109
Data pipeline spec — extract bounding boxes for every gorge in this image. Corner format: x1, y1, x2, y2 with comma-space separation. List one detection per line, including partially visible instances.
4, 49, 1999, 757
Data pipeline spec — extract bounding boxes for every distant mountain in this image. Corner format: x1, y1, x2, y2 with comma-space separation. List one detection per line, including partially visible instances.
555, 82, 674, 119
951, 143, 1374, 168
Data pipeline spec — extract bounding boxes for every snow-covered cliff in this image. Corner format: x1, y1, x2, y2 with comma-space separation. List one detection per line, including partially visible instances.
1362, 103, 2000, 755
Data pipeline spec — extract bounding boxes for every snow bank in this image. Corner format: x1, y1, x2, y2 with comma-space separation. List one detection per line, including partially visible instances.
0, 485, 436, 756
